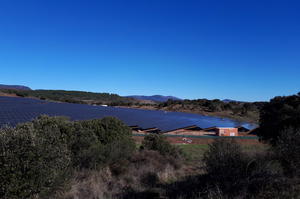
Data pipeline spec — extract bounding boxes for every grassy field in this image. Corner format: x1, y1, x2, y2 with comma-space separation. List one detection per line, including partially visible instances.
178, 143, 269, 163
178, 144, 208, 162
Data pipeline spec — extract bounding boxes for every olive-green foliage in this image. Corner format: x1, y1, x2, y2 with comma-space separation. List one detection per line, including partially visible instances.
79, 117, 132, 145
68, 117, 135, 169
159, 98, 264, 113
72, 117, 135, 170
0, 116, 71, 199
259, 92, 300, 145
69, 122, 103, 169
142, 134, 182, 158
102, 139, 136, 165
0, 115, 135, 198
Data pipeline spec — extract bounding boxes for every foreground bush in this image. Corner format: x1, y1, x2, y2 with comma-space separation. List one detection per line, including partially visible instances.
164, 139, 299, 199
0, 116, 71, 199
0, 115, 135, 198
203, 139, 248, 192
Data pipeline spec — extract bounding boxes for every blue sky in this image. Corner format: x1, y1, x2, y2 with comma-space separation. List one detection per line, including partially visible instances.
0, 0, 299, 101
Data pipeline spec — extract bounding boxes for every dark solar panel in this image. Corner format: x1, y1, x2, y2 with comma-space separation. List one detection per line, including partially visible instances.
0, 96, 255, 131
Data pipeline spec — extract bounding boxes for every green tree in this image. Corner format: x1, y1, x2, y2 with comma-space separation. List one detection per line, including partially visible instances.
69, 122, 104, 169
258, 93, 300, 145
79, 117, 132, 145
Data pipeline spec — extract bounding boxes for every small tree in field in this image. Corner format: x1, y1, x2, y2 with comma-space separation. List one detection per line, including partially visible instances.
142, 134, 181, 158
203, 139, 248, 185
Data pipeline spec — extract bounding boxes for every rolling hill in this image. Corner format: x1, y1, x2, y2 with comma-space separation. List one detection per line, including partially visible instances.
126, 95, 182, 102
0, 84, 31, 90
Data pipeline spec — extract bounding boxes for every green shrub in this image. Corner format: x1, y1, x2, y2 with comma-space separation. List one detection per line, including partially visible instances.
203, 138, 248, 195
0, 115, 136, 198
79, 117, 132, 145
74, 117, 135, 170
103, 138, 136, 165
68, 122, 103, 169
102, 138, 136, 176
142, 134, 182, 159
0, 117, 71, 199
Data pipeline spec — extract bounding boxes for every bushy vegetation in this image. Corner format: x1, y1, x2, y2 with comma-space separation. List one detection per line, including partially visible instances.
165, 138, 299, 199
203, 139, 290, 198
0, 119, 71, 199
156, 99, 265, 122
142, 134, 182, 159
0, 116, 135, 198
258, 92, 300, 178
259, 92, 300, 145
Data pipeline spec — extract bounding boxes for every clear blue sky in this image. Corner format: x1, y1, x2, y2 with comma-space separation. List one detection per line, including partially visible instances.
0, 0, 299, 101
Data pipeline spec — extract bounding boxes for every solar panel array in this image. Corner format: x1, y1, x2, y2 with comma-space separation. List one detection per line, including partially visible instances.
0, 96, 255, 131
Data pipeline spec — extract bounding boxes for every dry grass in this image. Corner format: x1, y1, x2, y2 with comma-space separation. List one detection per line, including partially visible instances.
59, 150, 181, 199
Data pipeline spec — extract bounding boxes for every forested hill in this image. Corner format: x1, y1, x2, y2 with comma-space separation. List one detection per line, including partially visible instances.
124, 98, 266, 123
0, 89, 137, 106
126, 95, 182, 102
0, 84, 31, 90
157, 99, 266, 123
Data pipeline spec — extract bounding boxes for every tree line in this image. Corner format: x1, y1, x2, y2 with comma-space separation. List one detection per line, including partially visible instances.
157, 98, 266, 122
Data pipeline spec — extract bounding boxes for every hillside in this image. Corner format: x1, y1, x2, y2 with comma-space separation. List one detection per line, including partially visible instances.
123, 99, 266, 123
126, 95, 182, 102
0, 89, 139, 106
0, 84, 31, 90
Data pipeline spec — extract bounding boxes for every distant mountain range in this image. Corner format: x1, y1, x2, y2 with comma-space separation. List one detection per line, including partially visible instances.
126, 95, 182, 102
0, 84, 31, 90
222, 99, 247, 103
0, 84, 244, 103
222, 99, 238, 103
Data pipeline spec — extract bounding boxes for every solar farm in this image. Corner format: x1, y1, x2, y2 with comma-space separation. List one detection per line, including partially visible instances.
0, 96, 252, 131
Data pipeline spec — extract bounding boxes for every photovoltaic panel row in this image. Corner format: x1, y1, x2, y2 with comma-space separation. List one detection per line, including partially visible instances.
0, 96, 255, 131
